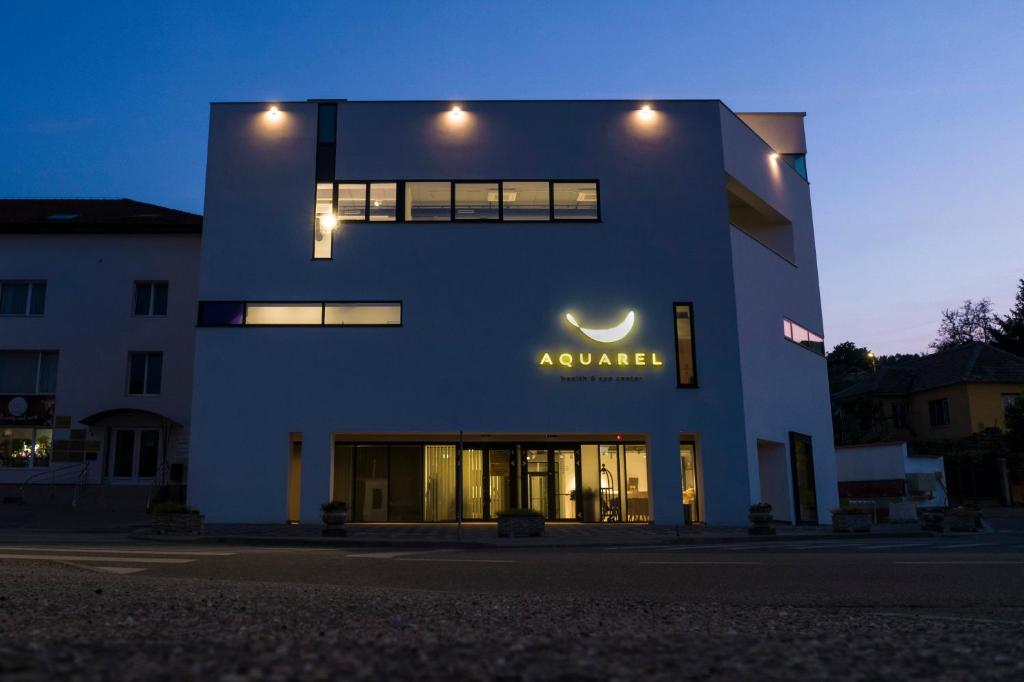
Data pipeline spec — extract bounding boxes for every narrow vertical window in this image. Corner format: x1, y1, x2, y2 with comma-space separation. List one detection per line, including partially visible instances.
313, 182, 335, 259
674, 303, 697, 387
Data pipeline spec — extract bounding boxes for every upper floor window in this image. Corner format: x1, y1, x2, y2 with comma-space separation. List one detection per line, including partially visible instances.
405, 182, 451, 221
928, 398, 950, 428
674, 303, 697, 387
127, 352, 162, 396
197, 301, 402, 327
0, 351, 58, 394
784, 318, 824, 355
134, 282, 168, 316
552, 182, 599, 220
1002, 393, 1021, 420
891, 402, 909, 428
0, 281, 46, 316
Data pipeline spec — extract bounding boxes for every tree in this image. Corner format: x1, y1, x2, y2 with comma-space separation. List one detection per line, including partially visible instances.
991, 278, 1024, 358
826, 341, 873, 394
930, 298, 994, 351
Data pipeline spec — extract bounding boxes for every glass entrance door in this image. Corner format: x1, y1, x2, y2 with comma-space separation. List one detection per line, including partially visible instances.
790, 433, 818, 524
484, 448, 514, 519
525, 449, 549, 517
520, 446, 581, 520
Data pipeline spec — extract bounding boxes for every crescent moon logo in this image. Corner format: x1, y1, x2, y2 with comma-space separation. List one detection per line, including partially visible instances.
565, 310, 636, 343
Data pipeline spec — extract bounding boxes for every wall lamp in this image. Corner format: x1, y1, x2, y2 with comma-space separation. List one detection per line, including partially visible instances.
449, 105, 464, 120
319, 213, 338, 231
769, 152, 779, 162
267, 105, 281, 120
638, 103, 654, 121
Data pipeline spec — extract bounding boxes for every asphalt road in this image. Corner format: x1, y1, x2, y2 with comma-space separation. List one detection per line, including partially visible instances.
1, 534, 1023, 680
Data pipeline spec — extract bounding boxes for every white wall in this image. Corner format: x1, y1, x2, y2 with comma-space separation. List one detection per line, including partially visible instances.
0, 234, 199, 484
757, 439, 792, 522
836, 443, 908, 481
190, 99, 835, 526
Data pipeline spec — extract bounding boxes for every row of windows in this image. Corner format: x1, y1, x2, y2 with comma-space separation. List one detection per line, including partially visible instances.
313, 180, 600, 259
0, 280, 170, 317
783, 318, 824, 355
197, 301, 403, 327
0, 350, 162, 396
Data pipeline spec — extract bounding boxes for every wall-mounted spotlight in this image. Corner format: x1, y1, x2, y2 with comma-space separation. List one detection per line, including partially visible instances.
449, 105, 464, 120
639, 103, 654, 121
319, 213, 338, 231
769, 152, 779, 162
267, 105, 281, 120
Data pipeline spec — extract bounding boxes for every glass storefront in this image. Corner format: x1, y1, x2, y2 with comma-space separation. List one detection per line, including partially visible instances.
680, 442, 701, 524
331, 441, 655, 523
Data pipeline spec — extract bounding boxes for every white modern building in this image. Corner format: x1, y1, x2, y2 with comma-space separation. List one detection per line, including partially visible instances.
189, 98, 839, 526
0, 200, 200, 507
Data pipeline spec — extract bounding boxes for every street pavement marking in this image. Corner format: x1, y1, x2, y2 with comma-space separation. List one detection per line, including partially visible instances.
857, 542, 935, 550
933, 542, 998, 550
346, 550, 458, 560
657, 543, 758, 552
895, 561, 1024, 565
0, 553, 195, 564
398, 558, 515, 564
62, 563, 147, 575
0, 546, 235, 557
640, 561, 762, 566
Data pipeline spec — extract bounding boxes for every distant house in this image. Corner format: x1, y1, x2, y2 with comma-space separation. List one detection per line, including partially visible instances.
832, 342, 1024, 505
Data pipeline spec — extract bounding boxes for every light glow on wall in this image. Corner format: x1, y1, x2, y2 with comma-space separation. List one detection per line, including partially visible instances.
267, 105, 281, 121
449, 105, 464, 120
565, 310, 636, 343
639, 104, 654, 121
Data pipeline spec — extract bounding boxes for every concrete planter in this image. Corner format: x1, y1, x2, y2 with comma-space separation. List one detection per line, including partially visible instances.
321, 510, 348, 536
920, 509, 945, 532
947, 511, 979, 532
748, 511, 776, 535
150, 512, 204, 535
832, 512, 871, 533
497, 515, 545, 537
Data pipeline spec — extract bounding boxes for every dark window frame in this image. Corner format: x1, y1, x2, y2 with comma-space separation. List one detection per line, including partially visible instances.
196, 300, 404, 328
126, 351, 163, 396
928, 398, 950, 428
673, 302, 699, 388
132, 281, 169, 317
0, 280, 47, 317
0, 350, 58, 394
789, 431, 818, 525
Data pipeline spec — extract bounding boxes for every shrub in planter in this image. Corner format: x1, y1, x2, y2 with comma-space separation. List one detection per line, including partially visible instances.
920, 508, 945, 532
831, 507, 872, 533
748, 502, 775, 535
946, 506, 980, 532
149, 501, 204, 535
497, 509, 545, 537
321, 501, 349, 536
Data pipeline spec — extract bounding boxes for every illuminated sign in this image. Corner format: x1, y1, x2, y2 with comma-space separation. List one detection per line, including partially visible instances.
537, 309, 665, 370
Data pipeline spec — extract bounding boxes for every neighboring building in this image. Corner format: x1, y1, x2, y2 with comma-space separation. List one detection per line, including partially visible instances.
188, 99, 839, 526
836, 441, 947, 510
0, 199, 201, 507
832, 342, 1024, 444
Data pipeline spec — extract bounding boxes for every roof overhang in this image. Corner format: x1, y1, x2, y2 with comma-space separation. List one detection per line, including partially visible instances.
79, 408, 181, 427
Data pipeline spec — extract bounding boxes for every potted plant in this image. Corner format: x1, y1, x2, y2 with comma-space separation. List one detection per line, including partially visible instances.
149, 501, 204, 535
321, 500, 348, 536
831, 507, 872, 533
920, 508, 945, 532
496, 508, 545, 537
946, 506, 980, 532
748, 502, 775, 535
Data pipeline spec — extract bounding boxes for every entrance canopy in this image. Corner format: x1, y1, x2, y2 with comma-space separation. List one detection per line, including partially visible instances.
79, 408, 181, 427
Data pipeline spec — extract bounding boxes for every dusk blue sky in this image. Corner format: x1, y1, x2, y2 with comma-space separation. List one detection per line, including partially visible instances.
2, 1, 1022, 355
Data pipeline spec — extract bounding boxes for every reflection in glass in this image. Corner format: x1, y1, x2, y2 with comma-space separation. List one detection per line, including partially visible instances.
554, 449, 577, 520
389, 445, 422, 521
337, 183, 367, 220
314, 182, 334, 259
369, 183, 397, 221
423, 444, 456, 521
487, 449, 513, 517
455, 182, 499, 220
502, 181, 550, 221
332, 444, 354, 510
462, 448, 484, 519
405, 182, 451, 221
553, 182, 598, 219
624, 445, 649, 521
680, 443, 700, 524
138, 429, 159, 478
354, 445, 388, 521
599, 445, 621, 522
526, 449, 549, 517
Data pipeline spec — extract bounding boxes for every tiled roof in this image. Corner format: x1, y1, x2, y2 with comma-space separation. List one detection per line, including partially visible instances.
0, 199, 201, 234
833, 342, 1024, 401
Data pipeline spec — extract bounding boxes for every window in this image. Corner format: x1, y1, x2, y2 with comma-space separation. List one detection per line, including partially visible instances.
405, 182, 451, 221
789, 432, 818, 524
784, 318, 824, 355
313, 182, 334, 260
1002, 393, 1021, 420
674, 303, 697, 387
324, 303, 402, 326
454, 182, 499, 220
928, 398, 950, 427
337, 183, 367, 220
0, 427, 51, 468
0, 351, 58, 393
369, 183, 397, 222
679, 443, 701, 524
0, 281, 46, 316
245, 303, 322, 326
552, 182, 599, 220
133, 282, 168, 316
198, 302, 402, 327
127, 352, 162, 395
110, 428, 160, 480
502, 181, 550, 221
891, 402, 909, 428
781, 154, 808, 181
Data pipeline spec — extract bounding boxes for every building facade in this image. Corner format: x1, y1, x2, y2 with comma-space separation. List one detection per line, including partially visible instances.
0, 200, 200, 506
189, 99, 838, 526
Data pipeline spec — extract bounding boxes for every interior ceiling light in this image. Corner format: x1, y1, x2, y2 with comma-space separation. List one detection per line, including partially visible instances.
319, 213, 338, 231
